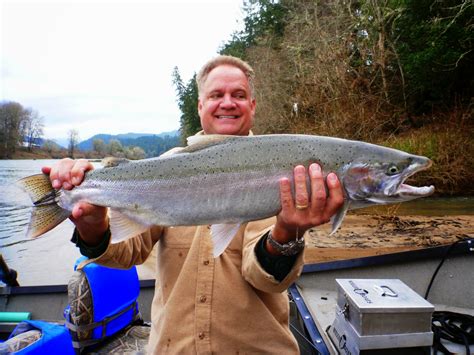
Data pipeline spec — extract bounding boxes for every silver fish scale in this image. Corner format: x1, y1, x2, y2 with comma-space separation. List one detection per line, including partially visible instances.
58, 135, 423, 227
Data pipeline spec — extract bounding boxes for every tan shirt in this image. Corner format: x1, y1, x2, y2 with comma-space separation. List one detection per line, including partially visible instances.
86, 217, 305, 354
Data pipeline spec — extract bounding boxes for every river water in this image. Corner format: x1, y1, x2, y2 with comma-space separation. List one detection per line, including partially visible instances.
1, 159, 473, 286
0, 160, 156, 286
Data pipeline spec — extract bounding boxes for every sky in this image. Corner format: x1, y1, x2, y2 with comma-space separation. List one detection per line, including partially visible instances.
1, 0, 244, 143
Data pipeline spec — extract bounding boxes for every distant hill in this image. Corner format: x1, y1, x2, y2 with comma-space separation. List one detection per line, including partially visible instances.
77, 130, 181, 158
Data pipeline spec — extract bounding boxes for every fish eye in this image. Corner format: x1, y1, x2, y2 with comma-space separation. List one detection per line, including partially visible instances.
386, 165, 399, 175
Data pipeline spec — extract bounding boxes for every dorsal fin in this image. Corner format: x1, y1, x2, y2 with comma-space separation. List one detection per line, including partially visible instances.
159, 147, 185, 157
101, 157, 131, 168
182, 134, 237, 153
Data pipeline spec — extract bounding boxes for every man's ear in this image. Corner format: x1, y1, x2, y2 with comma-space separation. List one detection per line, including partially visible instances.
197, 98, 203, 115
250, 98, 256, 119
251, 98, 256, 111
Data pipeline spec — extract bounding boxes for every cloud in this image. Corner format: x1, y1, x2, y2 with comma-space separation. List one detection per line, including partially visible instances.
1, 0, 243, 140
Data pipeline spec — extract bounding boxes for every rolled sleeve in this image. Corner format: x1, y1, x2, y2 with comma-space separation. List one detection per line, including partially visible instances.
241, 218, 305, 293
255, 232, 299, 282
77, 226, 164, 270
71, 227, 111, 259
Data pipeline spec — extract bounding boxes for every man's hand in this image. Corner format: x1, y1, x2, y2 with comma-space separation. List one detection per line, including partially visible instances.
268, 163, 344, 255
42, 158, 108, 246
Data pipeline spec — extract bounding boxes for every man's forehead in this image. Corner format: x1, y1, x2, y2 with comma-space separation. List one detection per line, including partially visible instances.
206, 65, 247, 81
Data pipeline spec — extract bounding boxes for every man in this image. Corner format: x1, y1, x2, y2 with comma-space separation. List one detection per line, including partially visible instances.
43, 55, 344, 353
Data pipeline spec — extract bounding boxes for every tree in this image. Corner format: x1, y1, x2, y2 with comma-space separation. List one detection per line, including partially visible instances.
21, 110, 44, 151
389, 0, 473, 114
43, 140, 59, 155
107, 139, 123, 157
92, 138, 106, 156
123, 146, 145, 160
68, 129, 80, 158
172, 68, 201, 143
0, 101, 29, 158
220, 0, 289, 57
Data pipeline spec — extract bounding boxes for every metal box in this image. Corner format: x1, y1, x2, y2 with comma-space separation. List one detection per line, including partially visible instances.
328, 279, 434, 353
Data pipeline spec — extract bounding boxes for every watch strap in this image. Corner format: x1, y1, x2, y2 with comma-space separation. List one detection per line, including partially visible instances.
267, 229, 305, 256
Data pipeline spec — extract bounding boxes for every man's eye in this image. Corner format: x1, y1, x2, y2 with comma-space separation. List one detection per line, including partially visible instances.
209, 93, 221, 99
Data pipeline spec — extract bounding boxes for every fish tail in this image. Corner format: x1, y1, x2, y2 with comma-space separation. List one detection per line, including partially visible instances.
16, 174, 70, 238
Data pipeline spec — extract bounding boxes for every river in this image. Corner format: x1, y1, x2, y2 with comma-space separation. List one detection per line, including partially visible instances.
1, 159, 473, 286
0, 160, 156, 286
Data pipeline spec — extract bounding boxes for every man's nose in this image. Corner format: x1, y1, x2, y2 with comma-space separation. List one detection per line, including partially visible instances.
220, 94, 236, 109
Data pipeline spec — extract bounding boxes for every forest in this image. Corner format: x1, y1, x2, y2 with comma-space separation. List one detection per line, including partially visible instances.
174, 0, 473, 195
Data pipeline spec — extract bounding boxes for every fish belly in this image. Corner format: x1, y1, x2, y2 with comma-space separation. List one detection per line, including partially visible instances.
64, 169, 288, 227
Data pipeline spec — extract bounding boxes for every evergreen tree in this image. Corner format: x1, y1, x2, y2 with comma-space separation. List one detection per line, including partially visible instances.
389, 0, 473, 114
172, 67, 201, 142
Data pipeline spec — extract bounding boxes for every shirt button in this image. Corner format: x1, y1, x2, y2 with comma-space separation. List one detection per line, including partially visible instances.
199, 295, 207, 303
198, 332, 205, 340
203, 260, 209, 266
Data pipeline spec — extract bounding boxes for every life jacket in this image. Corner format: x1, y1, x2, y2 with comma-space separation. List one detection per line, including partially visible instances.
6, 257, 141, 354
6, 320, 74, 355
64, 256, 141, 350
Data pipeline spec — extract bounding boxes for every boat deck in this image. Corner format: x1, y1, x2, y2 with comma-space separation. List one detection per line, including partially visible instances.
291, 242, 474, 354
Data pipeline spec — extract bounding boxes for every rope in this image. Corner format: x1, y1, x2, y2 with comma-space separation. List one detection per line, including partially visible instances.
432, 311, 474, 355
425, 238, 474, 355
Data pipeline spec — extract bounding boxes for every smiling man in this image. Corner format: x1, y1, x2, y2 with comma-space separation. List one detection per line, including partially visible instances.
43, 55, 344, 353
197, 61, 256, 136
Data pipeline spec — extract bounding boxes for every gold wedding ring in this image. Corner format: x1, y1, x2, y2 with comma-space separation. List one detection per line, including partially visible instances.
295, 204, 309, 210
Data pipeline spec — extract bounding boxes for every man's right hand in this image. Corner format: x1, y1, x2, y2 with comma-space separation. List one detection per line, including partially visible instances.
42, 158, 109, 246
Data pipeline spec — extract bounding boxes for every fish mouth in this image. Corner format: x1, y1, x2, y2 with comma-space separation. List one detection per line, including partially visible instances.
394, 158, 434, 197
396, 183, 435, 197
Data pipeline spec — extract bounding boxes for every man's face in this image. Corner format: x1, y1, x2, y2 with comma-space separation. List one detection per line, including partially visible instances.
198, 64, 256, 136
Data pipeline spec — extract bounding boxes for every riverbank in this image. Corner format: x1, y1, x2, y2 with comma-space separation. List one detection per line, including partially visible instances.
305, 214, 474, 263
4, 147, 97, 160
7, 149, 54, 159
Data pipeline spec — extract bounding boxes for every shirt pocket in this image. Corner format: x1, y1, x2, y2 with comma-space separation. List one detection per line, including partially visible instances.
161, 226, 195, 249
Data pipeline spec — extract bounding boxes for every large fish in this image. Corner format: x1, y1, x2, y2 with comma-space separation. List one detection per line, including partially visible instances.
17, 134, 434, 256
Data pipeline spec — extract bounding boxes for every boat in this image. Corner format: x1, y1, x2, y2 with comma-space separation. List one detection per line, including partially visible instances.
1, 240, 473, 354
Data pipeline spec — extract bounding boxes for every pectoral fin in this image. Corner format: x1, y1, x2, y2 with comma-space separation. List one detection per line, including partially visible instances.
329, 200, 350, 235
109, 209, 149, 243
210, 223, 241, 257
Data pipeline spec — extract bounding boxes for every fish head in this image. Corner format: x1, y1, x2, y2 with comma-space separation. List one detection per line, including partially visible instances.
341, 154, 435, 206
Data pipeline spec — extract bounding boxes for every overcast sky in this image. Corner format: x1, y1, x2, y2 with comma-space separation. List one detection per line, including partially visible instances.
1, 0, 244, 142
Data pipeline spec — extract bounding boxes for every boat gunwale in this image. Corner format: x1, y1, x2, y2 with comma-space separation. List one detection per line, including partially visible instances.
302, 241, 472, 274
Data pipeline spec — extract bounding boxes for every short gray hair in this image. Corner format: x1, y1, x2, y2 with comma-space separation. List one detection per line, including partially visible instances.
196, 55, 255, 98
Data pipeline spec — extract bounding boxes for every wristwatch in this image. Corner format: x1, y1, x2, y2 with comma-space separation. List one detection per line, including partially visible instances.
267, 229, 305, 256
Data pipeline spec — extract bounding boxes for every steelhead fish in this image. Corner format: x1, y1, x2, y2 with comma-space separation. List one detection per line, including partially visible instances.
17, 134, 434, 257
